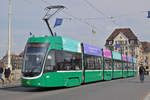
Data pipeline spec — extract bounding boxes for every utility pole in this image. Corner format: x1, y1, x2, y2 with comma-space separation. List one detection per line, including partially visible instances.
8, 0, 12, 70
92, 28, 96, 45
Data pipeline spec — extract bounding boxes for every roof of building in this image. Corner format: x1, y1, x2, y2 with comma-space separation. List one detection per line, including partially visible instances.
106, 28, 138, 41
141, 41, 150, 53
19, 51, 24, 57
3, 54, 19, 58
1, 53, 22, 61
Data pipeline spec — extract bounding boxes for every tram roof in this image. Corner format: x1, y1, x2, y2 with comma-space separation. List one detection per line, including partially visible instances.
27, 36, 81, 53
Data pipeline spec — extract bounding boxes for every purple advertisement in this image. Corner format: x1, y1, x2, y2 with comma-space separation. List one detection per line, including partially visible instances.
122, 54, 127, 61
103, 49, 112, 58
127, 56, 132, 62
83, 43, 102, 56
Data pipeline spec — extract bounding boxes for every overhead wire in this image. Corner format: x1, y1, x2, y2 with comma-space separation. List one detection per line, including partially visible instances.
41, 0, 52, 5
82, 0, 119, 26
23, 0, 148, 27
83, 0, 106, 17
40, 0, 102, 32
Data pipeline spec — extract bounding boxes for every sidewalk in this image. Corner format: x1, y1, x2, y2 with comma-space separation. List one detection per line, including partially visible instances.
0, 80, 21, 88
0, 69, 21, 88
143, 92, 150, 100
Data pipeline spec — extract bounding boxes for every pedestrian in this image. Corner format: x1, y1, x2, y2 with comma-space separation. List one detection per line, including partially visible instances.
4, 66, 11, 84
0, 66, 4, 85
139, 64, 145, 83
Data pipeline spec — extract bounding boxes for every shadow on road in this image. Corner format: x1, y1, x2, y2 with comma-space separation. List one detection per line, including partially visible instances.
0, 86, 67, 93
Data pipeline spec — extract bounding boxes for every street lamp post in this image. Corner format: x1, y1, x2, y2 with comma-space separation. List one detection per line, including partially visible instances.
92, 28, 96, 45
8, 0, 12, 70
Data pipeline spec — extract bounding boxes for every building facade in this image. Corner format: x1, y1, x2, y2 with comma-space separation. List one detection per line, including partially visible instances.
0, 61, 5, 68
105, 28, 139, 58
0, 53, 23, 70
140, 42, 150, 73
105, 28, 150, 74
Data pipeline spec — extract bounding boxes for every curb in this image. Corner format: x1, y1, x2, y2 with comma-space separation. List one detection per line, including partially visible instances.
143, 92, 150, 100
0, 85, 21, 89
0, 81, 21, 89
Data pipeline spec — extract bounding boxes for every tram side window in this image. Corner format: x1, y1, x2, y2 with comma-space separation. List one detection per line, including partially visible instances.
104, 58, 112, 70
85, 55, 95, 70
55, 50, 82, 71
118, 62, 122, 70
44, 50, 56, 72
128, 63, 133, 70
95, 57, 103, 70
114, 61, 122, 70
113, 61, 117, 70
85, 55, 103, 70
123, 62, 128, 70
132, 63, 134, 70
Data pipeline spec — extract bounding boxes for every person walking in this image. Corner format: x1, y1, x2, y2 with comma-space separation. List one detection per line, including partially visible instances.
4, 66, 11, 84
0, 66, 4, 85
139, 64, 145, 83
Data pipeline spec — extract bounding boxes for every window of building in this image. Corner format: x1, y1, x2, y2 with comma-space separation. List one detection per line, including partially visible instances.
125, 52, 128, 55
115, 41, 117, 44
120, 36, 122, 39
120, 41, 123, 45
109, 41, 113, 45
125, 40, 127, 44
120, 47, 124, 54
130, 40, 134, 44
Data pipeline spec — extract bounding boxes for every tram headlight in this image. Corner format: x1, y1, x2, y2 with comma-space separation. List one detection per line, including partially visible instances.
26, 80, 30, 85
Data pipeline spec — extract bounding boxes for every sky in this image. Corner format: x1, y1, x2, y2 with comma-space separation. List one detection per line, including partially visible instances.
0, 0, 150, 59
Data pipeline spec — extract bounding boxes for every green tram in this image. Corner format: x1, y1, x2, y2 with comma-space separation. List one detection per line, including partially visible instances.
103, 49, 113, 80
133, 58, 137, 76
112, 51, 122, 79
122, 54, 128, 78
83, 44, 103, 83
22, 36, 137, 87
127, 56, 134, 77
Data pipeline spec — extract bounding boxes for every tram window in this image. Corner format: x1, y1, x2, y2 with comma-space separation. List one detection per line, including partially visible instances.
114, 61, 122, 70
128, 63, 133, 70
44, 50, 82, 72
44, 50, 56, 72
85, 55, 103, 70
85, 55, 94, 70
118, 62, 122, 70
113, 61, 117, 70
95, 57, 103, 70
55, 50, 82, 71
123, 62, 128, 70
104, 58, 112, 70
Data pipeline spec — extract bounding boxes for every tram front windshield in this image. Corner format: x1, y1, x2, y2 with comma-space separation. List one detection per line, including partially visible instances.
22, 43, 49, 77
